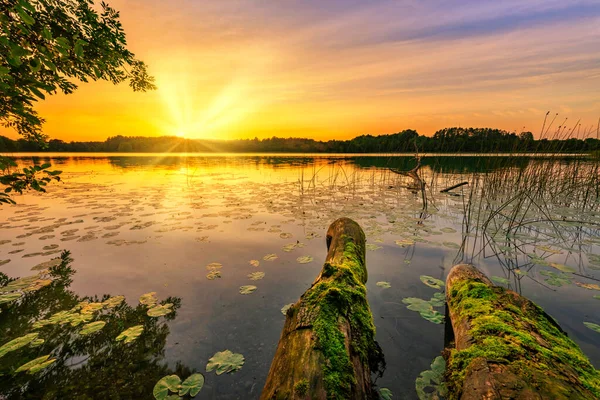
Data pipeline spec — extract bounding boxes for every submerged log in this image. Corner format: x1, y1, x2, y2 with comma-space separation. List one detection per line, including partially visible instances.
444, 264, 600, 400
440, 181, 468, 193
261, 217, 383, 400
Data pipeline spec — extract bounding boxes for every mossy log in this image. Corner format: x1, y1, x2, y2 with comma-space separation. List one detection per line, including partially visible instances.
261, 217, 383, 400
444, 264, 600, 399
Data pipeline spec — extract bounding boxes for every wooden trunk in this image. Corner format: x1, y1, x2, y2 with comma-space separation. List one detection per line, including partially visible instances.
444, 264, 600, 399
261, 217, 383, 400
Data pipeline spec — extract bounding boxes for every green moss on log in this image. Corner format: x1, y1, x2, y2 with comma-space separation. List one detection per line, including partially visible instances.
299, 239, 378, 399
447, 279, 600, 399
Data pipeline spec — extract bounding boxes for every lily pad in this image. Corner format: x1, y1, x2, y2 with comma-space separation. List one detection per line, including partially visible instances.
153, 375, 182, 400
15, 355, 56, 374
206, 262, 222, 270
206, 350, 245, 375
549, 263, 576, 273
429, 292, 445, 307
263, 254, 278, 261
379, 388, 393, 400
31, 258, 61, 271
442, 241, 460, 249
139, 292, 158, 307
248, 272, 265, 281
440, 227, 456, 233
206, 270, 221, 280
80, 321, 106, 335
395, 238, 414, 247
296, 256, 313, 264
239, 285, 257, 295
415, 356, 447, 399
366, 244, 382, 251
376, 281, 391, 289
540, 270, 572, 287
102, 295, 125, 308
491, 276, 510, 285
116, 325, 144, 344
249, 260, 260, 267
281, 303, 294, 315
583, 322, 600, 333
420, 275, 444, 289
179, 373, 205, 397
147, 303, 174, 317
0, 333, 39, 358
279, 233, 292, 239
575, 282, 600, 291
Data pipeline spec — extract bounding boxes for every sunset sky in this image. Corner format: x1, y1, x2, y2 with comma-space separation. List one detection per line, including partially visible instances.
5, 0, 600, 141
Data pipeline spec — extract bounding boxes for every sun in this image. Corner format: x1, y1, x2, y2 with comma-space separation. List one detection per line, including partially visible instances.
175, 131, 186, 138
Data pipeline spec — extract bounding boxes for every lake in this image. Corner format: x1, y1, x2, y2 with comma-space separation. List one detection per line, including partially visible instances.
1, 153, 599, 399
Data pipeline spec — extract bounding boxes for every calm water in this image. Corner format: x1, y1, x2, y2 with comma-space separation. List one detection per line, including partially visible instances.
1, 154, 599, 399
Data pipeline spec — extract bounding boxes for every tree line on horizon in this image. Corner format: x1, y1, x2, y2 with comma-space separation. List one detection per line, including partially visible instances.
1, 127, 599, 154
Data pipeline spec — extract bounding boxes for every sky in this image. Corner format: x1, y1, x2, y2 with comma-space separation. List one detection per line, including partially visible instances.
6, 0, 600, 141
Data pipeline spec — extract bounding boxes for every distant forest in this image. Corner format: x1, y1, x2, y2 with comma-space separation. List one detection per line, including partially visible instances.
1, 127, 599, 153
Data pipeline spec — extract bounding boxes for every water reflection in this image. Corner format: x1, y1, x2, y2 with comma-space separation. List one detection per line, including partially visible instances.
0, 251, 188, 399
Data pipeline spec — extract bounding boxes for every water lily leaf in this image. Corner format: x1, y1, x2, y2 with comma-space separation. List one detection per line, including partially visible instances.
263, 254, 278, 261
376, 281, 391, 289
0, 333, 39, 358
549, 263, 576, 273
116, 325, 143, 344
593, 295, 600, 300
491, 276, 510, 285
249, 260, 260, 267
575, 282, 600, 291
583, 322, 600, 333
248, 272, 265, 281
206, 262, 222, 270
102, 295, 125, 309
366, 243, 382, 251
296, 256, 313, 264
429, 292, 445, 307
420, 275, 444, 289
440, 227, 456, 233
206, 270, 221, 280
535, 245, 562, 254
80, 302, 103, 314
147, 303, 173, 317
139, 292, 158, 306
281, 303, 294, 315
540, 270, 572, 287
279, 233, 292, 239
402, 298, 432, 313
416, 356, 447, 399
206, 350, 245, 375
395, 238, 414, 247
15, 355, 56, 374
443, 241, 460, 249
379, 387, 393, 400
80, 321, 106, 335
31, 258, 61, 271
153, 375, 182, 400
420, 309, 445, 324
239, 285, 257, 295
179, 373, 205, 397
0, 292, 23, 304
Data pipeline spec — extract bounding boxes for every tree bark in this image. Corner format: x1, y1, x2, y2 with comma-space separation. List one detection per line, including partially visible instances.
444, 264, 600, 400
261, 217, 383, 400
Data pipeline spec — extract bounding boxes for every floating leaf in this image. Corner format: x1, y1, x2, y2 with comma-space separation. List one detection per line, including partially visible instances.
15, 355, 56, 374
206, 350, 245, 375
248, 272, 265, 281
442, 241, 460, 249
80, 321, 106, 335
0, 292, 23, 304
366, 243, 382, 251
179, 373, 205, 397
415, 356, 447, 400
402, 298, 432, 313
153, 375, 182, 400
440, 227, 456, 233
583, 322, 600, 333
263, 254, 278, 261
279, 233, 292, 239
31, 258, 61, 271
239, 285, 257, 295
379, 388, 393, 400
429, 292, 445, 307
296, 256, 313, 264
593, 295, 600, 300
249, 260, 260, 267
102, 295, 125, 308
535, 245, 562, 254
80, 302, 103, 314
139, 292, 158, 306
395, 238, 414, 247
206, 270, 221, 280
147, 303, 173, 317
376, 281, 391, 289
549, 263, 576, 273
206, 262, 222, 270
420, 275, 444, 289
575, 282, 600, 291
491, 276, 510, 285
420, 309, 445, 324
281, 303, 294, 315
116, 325, 143, 344
0, 333, 39, 358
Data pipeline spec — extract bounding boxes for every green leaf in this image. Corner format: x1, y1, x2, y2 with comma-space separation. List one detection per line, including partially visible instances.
0, 292, 23, 304
74, 39, 86, 57
116, 325, 143, 344
376, 281, 391, 289
0, 66, 9, 76
102, 295, 125, 308
379, 388, 393, 400
16, 355, 56, 374
403, 297, 432, 313
491, 276, 510, 285
428, 292, 445, 307
549, 263, 576, 273
263, 253, 278, 261
583, 322, 600, 333
15, 5, 35, 25
0, 333, 39, 358
80, 321, 106, 335
239, 285, 257, 295
179, 373, 205, 397
420, 275, 445, 289
415, 356, 447, 400
139, 291, 157, 306
296, 255, 313, 264
147, 303, 173, 317
206, 350, 245, 375
153, 375, 181, 400
248, 271, 265, 281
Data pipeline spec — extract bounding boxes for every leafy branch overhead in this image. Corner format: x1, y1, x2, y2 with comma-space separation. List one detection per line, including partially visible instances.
0, 0, 156, 143
0, 157, 61, 204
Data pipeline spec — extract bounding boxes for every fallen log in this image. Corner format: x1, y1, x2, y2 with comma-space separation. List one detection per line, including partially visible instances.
261, 217, 384, 400
444, 264, 600, 399
440, 182, 468, 193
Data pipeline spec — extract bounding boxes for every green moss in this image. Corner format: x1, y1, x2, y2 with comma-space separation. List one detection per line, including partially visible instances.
299, 238, 378, 399
294, 379, 309, 397
446, 279, 600, 399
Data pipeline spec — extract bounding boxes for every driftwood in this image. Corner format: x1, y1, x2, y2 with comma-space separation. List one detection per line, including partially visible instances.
261, 217, 383, 400
444, 264, 600, 399
440, 182, 468, 193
